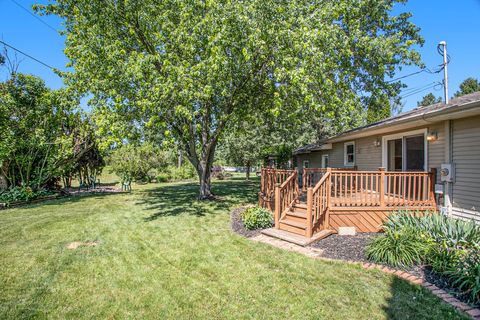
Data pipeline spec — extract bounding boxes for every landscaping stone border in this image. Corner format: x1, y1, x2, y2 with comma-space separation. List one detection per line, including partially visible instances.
251, 234, 480, 319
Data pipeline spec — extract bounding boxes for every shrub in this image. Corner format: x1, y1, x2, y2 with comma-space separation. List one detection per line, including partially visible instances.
366, 227, 431, 268
241, 206, 273, 230
0, 186, 54, 204
156, 173, 170, 183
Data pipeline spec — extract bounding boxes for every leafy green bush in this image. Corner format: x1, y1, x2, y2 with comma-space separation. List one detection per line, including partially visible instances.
0, 186, 54, 204
156, 173, 170, 183
366, 227, 431, 267
241, 206, 273, 230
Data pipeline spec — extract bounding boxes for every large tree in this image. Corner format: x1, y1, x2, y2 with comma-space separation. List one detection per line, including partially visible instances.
454, 77, 480, 98
38, 0, 422, 199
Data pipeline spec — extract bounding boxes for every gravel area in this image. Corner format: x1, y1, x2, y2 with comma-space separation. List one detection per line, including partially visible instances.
230, 206, 263, 238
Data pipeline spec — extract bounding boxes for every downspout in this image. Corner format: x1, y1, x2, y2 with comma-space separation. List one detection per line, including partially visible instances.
443, 120, 453, 215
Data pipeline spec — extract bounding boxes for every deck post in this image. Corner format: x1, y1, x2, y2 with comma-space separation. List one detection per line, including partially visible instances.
325, 168, 332, 229
379, 167, 386, 207
429, 168, 437, 207
306, 187, 313, 238
274, 183, 281, 229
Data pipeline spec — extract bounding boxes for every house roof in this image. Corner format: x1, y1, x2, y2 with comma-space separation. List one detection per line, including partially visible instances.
294, 91, 480, 155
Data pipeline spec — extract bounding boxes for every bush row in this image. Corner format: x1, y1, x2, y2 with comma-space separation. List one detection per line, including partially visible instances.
0, 186, 55, 205
366, 212, 480, 304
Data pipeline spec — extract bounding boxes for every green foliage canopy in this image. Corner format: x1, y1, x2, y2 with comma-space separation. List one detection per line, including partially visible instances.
417, 92, 442, 107
453, 77, 480, 98
38, 0, 423, 198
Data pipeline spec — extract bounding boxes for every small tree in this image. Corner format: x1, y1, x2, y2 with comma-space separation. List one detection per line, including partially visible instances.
454, 77, 480, 98
417, 93, 442, 107
108, 143, 167, 185
221, 127, 263, 180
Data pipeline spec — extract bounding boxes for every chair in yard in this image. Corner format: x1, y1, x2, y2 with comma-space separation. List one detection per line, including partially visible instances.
122, 179, 132, 191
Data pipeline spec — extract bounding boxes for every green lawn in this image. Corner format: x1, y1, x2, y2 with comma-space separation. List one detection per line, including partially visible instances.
0, 177, 468, 319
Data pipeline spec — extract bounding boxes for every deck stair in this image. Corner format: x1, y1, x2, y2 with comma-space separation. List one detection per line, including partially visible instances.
279, 202, 309, 236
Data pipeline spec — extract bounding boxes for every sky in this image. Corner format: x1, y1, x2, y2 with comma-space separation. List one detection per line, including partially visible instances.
0, 0, 479, 111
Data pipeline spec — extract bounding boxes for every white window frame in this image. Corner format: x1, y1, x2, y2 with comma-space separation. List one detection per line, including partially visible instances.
344, 141, 355, 167
303, 160, 310, 169
321, 154, 329, 168
381, 128, 428, 171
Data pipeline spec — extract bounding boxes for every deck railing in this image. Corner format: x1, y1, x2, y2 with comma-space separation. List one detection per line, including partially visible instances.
259, 167, 295, 210
302, 167, 356, 191
330, 168, 436, 208
274, 171, 299, 229
306, 169, 331, 237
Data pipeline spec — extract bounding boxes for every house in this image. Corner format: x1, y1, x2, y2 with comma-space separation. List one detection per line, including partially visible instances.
259, 92, 480, 244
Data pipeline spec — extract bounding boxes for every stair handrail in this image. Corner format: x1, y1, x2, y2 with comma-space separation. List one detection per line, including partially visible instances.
306, 168, 331, 237
274, 170, 299, 229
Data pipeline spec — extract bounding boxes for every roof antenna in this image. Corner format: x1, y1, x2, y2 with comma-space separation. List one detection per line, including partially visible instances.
438, 41, 449, 104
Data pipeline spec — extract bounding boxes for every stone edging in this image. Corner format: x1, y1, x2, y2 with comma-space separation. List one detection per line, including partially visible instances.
251, 234, 480, 319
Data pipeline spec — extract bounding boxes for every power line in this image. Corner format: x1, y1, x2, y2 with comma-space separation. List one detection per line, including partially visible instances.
399, 83, 441, 99
400, 82, 437, 95
9, 0, 58, 34
0, 40, 56, 70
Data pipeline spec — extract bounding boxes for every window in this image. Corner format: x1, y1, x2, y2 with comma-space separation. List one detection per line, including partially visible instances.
303, 160, 310, 169
344, 141, 355, 166
321, 155, 329, 168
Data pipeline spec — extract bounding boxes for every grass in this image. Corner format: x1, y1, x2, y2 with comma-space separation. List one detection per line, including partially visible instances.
0, 176, 469, 319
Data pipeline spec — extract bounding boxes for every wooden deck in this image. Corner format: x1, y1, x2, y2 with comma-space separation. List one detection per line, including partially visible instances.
259, 167, 437, 238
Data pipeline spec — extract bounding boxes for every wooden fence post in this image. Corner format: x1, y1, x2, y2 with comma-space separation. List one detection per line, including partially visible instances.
274, 183, 281, 229
379, 167, 386, 208
325, 168, 332, 229
306, 187, 313, 238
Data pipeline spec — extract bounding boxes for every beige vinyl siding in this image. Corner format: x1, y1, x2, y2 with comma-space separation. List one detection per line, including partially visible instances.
327, 143, 345, 168
356, 136, 382, 170
296, 151, 323, 172
452, 116, 480, 215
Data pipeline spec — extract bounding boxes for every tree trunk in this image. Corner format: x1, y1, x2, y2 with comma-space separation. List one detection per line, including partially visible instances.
178, 151, 183, 168
198, 167, 213, 200
246, 161, 251, 181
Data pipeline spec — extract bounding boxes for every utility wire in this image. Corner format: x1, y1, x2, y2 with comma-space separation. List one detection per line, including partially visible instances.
399, 83, 440, 99
9, 0, 58, 33
0, 40, 56, 70
400, 82, 437, 94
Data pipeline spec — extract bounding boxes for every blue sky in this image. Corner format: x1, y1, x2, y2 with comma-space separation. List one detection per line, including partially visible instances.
0, 0, 479, 111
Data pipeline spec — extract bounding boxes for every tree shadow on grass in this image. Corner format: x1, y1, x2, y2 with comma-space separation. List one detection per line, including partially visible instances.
383, 276, 464, 319
138, 176, 259, 221
8, 191, 123, 211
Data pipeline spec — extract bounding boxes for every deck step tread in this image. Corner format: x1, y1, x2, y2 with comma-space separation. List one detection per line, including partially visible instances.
261, 228, 335, 246
279, 219, 307, 229
286, 210, 307, 219
293, 203, 307, 209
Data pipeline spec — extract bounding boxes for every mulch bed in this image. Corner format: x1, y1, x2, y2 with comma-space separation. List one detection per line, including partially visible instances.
310, 233, 478, 308
311, 233, 376, 263
230, 206, 263, 238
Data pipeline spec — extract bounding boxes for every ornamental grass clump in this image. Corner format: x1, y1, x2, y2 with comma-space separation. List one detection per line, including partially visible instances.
366, 227, 431, 268
367, 212, 480, 304
241, 206, 273, 230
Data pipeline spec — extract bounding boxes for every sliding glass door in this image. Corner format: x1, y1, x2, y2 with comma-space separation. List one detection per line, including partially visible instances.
386, 134, 425, 171
384, 131, 427, 201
